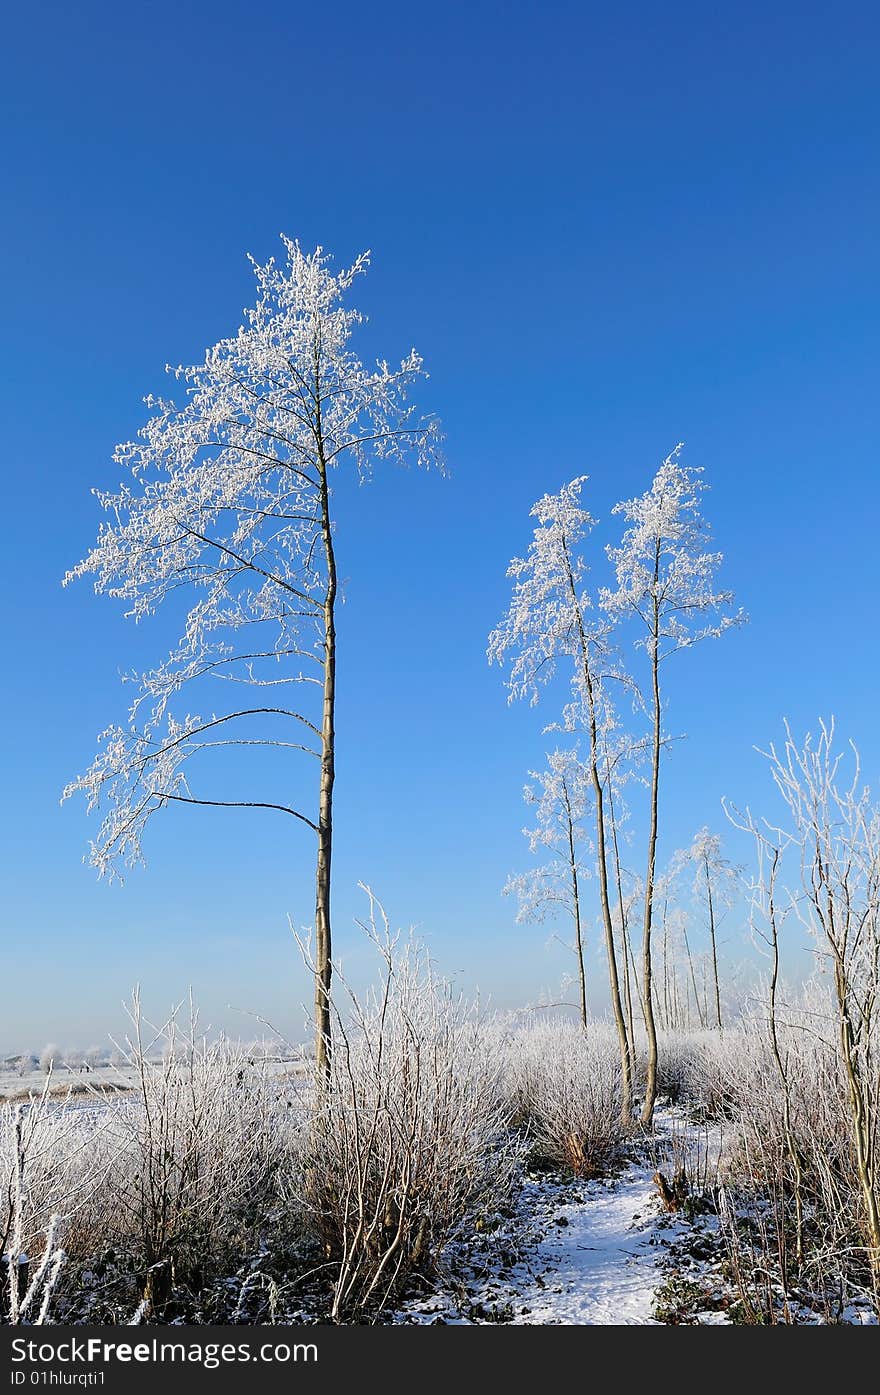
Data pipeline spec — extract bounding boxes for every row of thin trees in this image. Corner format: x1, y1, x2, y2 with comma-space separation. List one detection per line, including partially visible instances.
488, 461, 743, 1124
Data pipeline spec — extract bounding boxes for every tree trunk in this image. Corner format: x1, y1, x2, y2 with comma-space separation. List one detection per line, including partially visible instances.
577, 684, 631, 1115
593, 765, 633, 1125
561, 537, 632, 1123
705, 857, 722, 1030
608, 776, 636, 1065
582, 682, 632, 1120
565, 794, 588, 1031
314, 450, 336, 1080
836, 966, 880, 1282
681, 917, 704, 1030
640, 586, 661, 1127
765, 845, 804, 1270
661, 896, 671, 1032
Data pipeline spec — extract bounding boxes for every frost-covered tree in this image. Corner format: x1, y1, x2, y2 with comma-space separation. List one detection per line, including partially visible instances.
682, 828, 739, 1030
62, 239, 443, 1075
39, 1044, 60, 1075
604, 446, 744, 1122
490, 478, 633, 1122
505, 748, 592, 1028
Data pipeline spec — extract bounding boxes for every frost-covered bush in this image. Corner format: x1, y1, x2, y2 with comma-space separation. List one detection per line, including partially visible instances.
505, 1017, 627, 1175
1, 1019, 309, 1323
652, 1029, 717, 1105
1, 1102, 66, 1324
721, 1007, 860, 1193
683, 1026, 763, 1120
689, 990, 879, 1310
92, 994, 304, 1316
687, 999, 857, 1192
300, 904, 522, 1321
1, 1084, 112, 1272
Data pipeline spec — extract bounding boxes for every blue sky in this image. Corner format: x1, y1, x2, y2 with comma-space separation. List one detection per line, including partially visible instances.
2, 1, 878, 1052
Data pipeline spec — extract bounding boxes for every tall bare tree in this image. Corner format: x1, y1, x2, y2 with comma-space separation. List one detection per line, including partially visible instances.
63, 239, 442, 1075
603, 447, 743, 1123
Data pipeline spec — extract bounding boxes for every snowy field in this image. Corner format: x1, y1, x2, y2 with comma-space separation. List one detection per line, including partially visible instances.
0, 1062, 139, 1102
0, 1056, 308, 1102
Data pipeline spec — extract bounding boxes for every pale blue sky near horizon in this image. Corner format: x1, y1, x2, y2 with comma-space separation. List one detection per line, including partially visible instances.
1, 1, 878, 1053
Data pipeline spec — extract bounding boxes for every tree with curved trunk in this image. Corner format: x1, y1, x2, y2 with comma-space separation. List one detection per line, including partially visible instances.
504, 748, 593, 1029
62, 238, 443, 1076
603, 447, 743, 1124
489, 477, 634, 1124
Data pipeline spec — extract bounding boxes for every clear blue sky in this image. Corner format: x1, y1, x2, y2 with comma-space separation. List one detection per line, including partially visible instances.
2, 1, 878, 1053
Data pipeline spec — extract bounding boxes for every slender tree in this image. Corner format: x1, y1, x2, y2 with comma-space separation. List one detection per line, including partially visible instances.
603, 447, 743, 1123
600, 730, 642, 1064
62, 239, 443, 1075
489, 478, 634, 1123
684, 827, 739, 1030
505, 748, 593, 1029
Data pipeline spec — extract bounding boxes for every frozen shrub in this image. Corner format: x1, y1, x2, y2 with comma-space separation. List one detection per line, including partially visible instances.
653, 1028, 716, 1105
1, 1101, 66, 1324
0, 1080, 113, 1323
690, 988, 879, 1313
505, 1017, 627, 1175
300, 896, 522, 1321
686, 1025, 765, 1120
93, 993, 305, 1316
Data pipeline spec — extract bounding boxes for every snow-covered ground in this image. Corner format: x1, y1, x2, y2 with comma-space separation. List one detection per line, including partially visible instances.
0, 1056, 309, 1102
0, 1062, 141, 1102
396, 1111, 719, 1325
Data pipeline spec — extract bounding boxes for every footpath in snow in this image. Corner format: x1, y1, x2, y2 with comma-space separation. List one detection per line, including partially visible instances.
397, 1113, 715, 1325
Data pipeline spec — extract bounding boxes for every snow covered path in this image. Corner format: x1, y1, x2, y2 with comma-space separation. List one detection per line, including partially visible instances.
396, 1152, 678, 1326
396, 1111, 720, 1326
503, 1160, 663, 1324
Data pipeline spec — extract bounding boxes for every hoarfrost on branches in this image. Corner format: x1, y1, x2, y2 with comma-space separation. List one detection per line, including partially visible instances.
490, 475, 634, 1103
602, 444, 745, 658
62, 239, 443, 880
488, 477, 617, 707
504, 748, 593, 926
